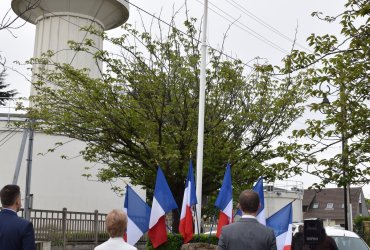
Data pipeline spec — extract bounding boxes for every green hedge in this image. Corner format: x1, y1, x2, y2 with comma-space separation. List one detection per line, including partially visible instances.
354, 216, 370, 246
146, 233, 218, 250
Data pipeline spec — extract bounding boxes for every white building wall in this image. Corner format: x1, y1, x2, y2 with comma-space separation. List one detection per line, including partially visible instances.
264, 184, 303, 223
0, 118, 145, 213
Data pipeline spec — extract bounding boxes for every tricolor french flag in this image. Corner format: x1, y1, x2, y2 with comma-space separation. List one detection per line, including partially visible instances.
266, 202, 293, 250
179, 160, 198, 243
234, 177, 266, 224
214, 163, 232, 238
253, 177, 266, 225
123, 185, 151, 246
148, 166, 178, 248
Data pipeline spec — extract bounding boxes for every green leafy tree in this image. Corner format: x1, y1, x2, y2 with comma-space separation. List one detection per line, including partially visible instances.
276, 0, 370, 188
25, 18, 305, 227
0, 57, 17, 106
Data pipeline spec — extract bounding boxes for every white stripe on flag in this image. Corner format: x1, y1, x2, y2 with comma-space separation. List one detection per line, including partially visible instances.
180, 183, 190, 220
284, 223, 293, 246
126, 216, 144, 245
256, 207, 266, 225
276, 232, 288, 250
224, 199, 233, 221
276, 223, 293, 250
149, 197, 165, 228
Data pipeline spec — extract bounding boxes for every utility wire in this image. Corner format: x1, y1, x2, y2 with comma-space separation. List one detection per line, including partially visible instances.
224, 0, 311, 52
120, 0, 285, 75
195, 0, 289, 54
0, 128, 20, 148
69, 0, 104, 65
33, 1, 285, 80
0, 127, 18, 142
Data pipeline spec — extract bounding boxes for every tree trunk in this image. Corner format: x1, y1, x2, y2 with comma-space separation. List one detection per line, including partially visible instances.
171, 181, 184, 233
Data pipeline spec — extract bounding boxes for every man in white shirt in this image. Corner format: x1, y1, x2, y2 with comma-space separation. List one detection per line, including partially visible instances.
95, 209, 137, 250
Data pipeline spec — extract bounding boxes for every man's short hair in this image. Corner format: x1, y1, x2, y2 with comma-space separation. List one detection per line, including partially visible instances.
0, 185, 21, 207
105, 209, 127, 237
239, 190, 260, 213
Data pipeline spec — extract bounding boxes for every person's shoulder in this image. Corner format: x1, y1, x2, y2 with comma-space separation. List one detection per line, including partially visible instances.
16, 215, 33, 226
121, 242, 137, 250
94, 242, 106, 250
125, 244, 137, 250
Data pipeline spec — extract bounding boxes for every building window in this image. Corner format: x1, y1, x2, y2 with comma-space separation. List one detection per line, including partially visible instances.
326, 203, 334, 209
313, 202, 319, 209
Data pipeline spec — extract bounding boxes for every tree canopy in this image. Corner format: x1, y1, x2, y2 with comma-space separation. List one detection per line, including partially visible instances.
25, 17, 306, 223
276, 0, 370, 188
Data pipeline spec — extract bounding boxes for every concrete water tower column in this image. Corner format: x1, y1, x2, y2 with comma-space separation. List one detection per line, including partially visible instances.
12, 0, 129, 95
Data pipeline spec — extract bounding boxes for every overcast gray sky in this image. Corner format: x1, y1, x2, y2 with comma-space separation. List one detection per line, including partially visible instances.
3, 0, 366, 196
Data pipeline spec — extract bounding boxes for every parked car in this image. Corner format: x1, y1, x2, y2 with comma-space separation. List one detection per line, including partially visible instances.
325, 227, 370, 250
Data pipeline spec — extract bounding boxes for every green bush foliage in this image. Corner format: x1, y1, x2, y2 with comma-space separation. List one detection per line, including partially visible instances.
146, 233, 218, 250
354, 216, 370, 246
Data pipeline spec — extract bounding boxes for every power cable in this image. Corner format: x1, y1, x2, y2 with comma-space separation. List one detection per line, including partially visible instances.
0, 127, 21, 147
195, 0, 289, 54
33, 1, 285, 81
69, 0, 105, 65
224, 0, 311, 52
120, 0, 286, 77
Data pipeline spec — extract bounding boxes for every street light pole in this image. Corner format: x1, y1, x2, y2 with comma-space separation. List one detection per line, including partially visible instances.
339, 81, 351, 231
321, 83, 351, 230
342, 133, 349, 230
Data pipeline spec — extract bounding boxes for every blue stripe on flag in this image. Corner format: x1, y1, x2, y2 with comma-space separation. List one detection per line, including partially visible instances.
187, 160, 198, 206
215, 163, 232, 210
266, 202, 292, 237
124, 185, 151, 233
253, 177, 264, 215
154, 166, 178, 212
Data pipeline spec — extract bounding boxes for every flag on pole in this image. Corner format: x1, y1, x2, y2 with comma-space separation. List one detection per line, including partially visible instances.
253, 177, 266, 225
123, 185, 151, 246
179, 160, 198, 243
214, 163, 232, 238
148, 166, 178, 248
233, 177, 265, 225
266, 202, 293, 250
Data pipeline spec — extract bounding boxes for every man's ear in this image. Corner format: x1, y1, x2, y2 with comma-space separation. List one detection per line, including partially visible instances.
258, 202, 261, 210
15, 195, 22, 208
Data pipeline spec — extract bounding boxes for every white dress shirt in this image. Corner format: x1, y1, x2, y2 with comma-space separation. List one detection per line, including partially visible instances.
94, 237, 137, 250
241, 214, 256, 219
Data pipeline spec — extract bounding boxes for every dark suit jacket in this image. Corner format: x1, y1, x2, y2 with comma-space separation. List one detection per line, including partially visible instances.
0, 209, 36, 250
217, 217, 277, 250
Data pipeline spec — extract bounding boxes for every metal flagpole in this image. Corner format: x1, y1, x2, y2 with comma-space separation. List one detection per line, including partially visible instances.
195, 0, 208, 234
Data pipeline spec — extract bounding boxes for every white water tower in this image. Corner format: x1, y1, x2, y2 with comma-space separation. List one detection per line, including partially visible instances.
12, 0, 129, 95
10, 0, 129, 219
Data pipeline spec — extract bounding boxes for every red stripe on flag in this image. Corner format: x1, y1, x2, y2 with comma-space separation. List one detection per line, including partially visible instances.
283, 245, 291, 250
216, 211, 230, 238
179, 205, 193, 243
148, 216, 167, 248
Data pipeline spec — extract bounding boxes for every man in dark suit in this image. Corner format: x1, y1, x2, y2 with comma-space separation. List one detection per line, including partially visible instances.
218, 190, 277, 250
0, 184, 36, 250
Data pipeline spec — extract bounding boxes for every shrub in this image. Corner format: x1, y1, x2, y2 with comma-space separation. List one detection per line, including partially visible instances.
354, 216, 370, 246
146, 233, 218, 250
